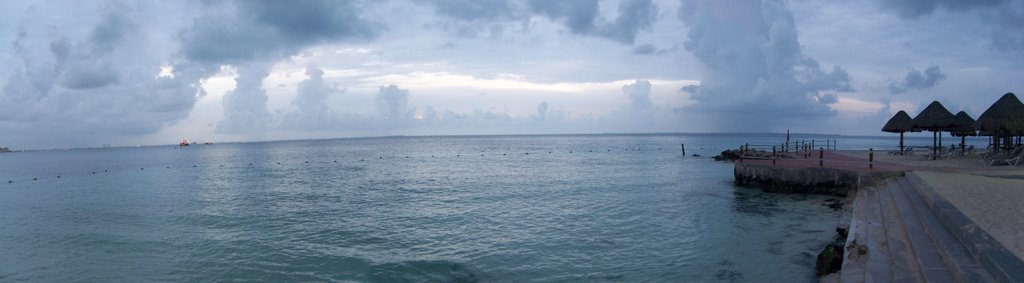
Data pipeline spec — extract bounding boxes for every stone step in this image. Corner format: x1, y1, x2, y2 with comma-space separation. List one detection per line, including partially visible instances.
887, 179, 955, 282
840, 187, 868, 283
862, 187, 893, 283
876, 183, 924, 282
896, 177, 988, 282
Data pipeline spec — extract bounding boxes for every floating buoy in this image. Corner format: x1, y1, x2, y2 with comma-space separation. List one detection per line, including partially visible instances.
333, 160, 337, 163
248, 163, 252, 166
141, 168, 144, 170
33, 178, 37, 181
277, 162, 280, 165
92, 172, 96, 174
405, 156, 409, 158
57, 176, 61, 179
360, 159, 364, 161
305, 161, 309, 163
7, 180, 11, 183
193, 165, 197, 167
104, 170, 108, 172
166, 166, 170, 169
570, 151, 573, 153
480, 154, 484, 156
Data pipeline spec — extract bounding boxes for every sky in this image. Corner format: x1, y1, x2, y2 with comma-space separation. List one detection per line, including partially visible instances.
0, 0, 1022, 149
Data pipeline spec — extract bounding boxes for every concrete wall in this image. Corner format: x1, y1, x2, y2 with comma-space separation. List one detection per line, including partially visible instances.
734, 163, 902, 196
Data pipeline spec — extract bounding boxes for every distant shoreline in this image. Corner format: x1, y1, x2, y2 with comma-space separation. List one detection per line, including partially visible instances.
5, 131, 958, 152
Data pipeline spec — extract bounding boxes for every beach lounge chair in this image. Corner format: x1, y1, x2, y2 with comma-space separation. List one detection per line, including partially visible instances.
986, 147, 1024, 166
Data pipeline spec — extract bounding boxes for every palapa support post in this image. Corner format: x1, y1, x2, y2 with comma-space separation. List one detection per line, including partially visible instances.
869, 148, 874, 170
819, 147, 824, 167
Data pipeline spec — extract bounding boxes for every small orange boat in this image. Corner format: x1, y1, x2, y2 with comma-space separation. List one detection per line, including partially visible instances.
179, 138, 190, 147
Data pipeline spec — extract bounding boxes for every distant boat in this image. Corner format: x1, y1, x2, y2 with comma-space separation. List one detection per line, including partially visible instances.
204, 140, 214, 145
0, 146, 11, 153
179, 138, 190, 147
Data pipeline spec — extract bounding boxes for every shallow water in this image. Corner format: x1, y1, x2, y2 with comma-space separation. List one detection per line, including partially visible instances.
0, 134, 908, 281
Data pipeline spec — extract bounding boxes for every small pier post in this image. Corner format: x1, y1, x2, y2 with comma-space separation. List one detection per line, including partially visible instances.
869, 148, 874, 170
772, 146, 777, 165
819, 147, 824, 167
681, 143, 685, 155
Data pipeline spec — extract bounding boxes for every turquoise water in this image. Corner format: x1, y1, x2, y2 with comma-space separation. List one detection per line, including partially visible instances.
0, 134, 935, 281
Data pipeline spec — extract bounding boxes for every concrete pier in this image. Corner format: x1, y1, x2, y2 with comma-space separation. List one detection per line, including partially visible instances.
733, 151, 906, 196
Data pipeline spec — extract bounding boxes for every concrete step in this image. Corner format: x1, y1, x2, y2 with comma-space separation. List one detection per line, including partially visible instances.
876, 183, 924, 282
863, 187, 893, 283
888, 179, 958, 283
896, 177, 988, 282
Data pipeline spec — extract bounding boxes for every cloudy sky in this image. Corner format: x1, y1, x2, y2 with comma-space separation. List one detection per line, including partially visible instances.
1, 0, 1021, 149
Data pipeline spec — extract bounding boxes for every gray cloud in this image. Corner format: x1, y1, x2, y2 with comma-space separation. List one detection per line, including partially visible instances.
278, 66, 346, 130
677, 0, 853, 130
879, 0, 1005, 19
180, 0, 380, 67
622, 79, 654, 111
991, 3, 1024, 52
530, 0, 658, 44
218, 65, 272, 133
632, 44, 657, 55
888, 65, 946, 94
425, 0, 517, 21
424, 0, 658, 44
180, 0, 382, 133
817, 93, 839, 104
536, 101, 549, 121
0, 2, 201, 139
375, 84, 412, 121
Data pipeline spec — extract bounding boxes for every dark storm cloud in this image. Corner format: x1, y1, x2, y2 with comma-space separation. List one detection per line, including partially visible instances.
676, 0, 853, 130
888, 65, 946, 94
875, 0, 1023, 53
180, 0, 380, 66
423, 0, 658, 44
529, 0, 601, 34
179, 0, 381, 133
529, 0, 658, 44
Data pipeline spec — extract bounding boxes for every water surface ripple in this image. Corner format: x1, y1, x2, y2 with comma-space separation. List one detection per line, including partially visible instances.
0, 135, 846, 282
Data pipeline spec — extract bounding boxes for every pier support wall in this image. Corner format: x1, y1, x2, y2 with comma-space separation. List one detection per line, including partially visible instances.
734, 163, 903, 196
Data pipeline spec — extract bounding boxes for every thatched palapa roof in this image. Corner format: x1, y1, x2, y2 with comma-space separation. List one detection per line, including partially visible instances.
974, 92, 1024, 133
910, 101, 957, 131
882, 110, 915, 133
949, 111, 977, 137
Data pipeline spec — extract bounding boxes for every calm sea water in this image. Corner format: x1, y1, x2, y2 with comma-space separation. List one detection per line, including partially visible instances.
0, 133, 983, 282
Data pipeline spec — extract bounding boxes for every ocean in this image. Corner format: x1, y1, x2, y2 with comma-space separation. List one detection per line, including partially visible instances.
0, 133, 987, 281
